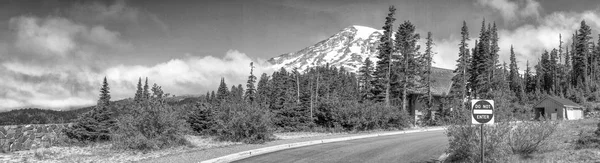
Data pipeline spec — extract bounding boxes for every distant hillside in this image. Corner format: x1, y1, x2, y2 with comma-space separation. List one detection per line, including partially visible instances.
0, 107, 92, 125
0, 95, 206, 126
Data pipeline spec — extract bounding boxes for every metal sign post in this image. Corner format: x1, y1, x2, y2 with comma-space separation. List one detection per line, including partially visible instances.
471, 100, 494, 163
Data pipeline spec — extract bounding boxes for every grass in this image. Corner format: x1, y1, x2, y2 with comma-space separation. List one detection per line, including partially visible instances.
506, 118, 600, 162
0, 135, 240, 163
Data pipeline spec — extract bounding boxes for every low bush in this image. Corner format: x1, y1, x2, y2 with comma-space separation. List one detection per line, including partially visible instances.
210, 103, 273, 144
508, 121, 558, 156
446, 123, 511, 162
112, 100, 191, 151
187, 103, 214, 134
446, 121, 558, 162
575, 121, 600, 149
315, 101, 411, 132
63, 106, 115, 143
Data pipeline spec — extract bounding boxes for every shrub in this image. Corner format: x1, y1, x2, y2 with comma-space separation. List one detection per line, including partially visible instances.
447, 121, 559, 162
315, 101, 412, 132
508, 121, 558, 156
211, 103, 273, 144
187, 103, 214, 134
273, 104, 311, 131
63, 106, 115, 142
575, 121, 600, 149
112, 100, 191, 151
446, 123, 512, 162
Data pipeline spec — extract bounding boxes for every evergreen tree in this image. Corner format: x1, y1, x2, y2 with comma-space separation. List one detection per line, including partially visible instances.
449, 21, 471, 110
489, 22, 501, 90
98, 77, 110, 108
470, 19, 491, 99
230, 85, 238, 101
151, 83, 163, 99
395, 20, 421, 114
245, 62, 257, 103
210, 91, 216, 103
134, 77, 143, 102
256, 73, 270, 106
550, 48, 559, 95
216, 78, 229, 101
539, 50, 551, 94
143, 77, 150, 99
574, 21, 591, 93
524, 61, 535, 94
205, 92, 210, 102
421, 32, 434, 121
372, 6, 396, 105
65, 77, 115, 142
358, 57, 374, 101
237, 84, 244, 101
508, 45, 523, 101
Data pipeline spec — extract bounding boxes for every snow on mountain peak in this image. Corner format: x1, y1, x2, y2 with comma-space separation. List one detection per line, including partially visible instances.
268, 25, 384, 73
349, 25, 381, 41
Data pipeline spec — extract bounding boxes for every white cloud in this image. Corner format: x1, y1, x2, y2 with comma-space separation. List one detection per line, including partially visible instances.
476, 0, 541, 22
104, 50, 274, 99
497, 9, 600, 70
9, 16, 131, 57
0, 48, 272, 110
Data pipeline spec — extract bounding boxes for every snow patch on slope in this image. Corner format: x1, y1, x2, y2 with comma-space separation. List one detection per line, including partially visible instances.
268, 25, 385, 73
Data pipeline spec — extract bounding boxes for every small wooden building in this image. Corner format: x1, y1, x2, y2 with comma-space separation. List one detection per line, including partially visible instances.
533, 96, 584, 120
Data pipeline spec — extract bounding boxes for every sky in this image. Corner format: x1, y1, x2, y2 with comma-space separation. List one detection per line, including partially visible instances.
1, 0, 600, 111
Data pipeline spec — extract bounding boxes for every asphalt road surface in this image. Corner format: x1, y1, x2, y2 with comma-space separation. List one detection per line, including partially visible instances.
234, 130, 448, 163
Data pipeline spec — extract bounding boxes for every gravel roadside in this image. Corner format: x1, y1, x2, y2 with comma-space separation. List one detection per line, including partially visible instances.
138, 127, 444, 163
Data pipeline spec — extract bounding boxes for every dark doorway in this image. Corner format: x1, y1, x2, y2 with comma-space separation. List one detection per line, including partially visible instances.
534, 107, 546, 120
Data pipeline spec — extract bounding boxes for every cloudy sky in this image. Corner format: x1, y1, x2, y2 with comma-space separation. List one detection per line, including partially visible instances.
1, 0, 600, 111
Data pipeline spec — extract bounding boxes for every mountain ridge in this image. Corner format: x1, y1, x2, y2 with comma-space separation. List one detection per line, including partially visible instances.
268, 25, 384, 72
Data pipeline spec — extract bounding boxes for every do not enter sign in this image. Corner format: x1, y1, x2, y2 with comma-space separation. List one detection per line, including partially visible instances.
471, 100, 494, 124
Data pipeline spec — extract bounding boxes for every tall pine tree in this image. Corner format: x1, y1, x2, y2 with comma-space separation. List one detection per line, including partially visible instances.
395, 20, 421, 113
216, 78, 229, 101
574, 21, 591, 93
449, 21, 471, 110
245, 62, 257, 103
359, 57, 374, 101
134, 77, 143, 102
372, 6, 396, 105
421, 32, 434, 121
508, 45, 524, 102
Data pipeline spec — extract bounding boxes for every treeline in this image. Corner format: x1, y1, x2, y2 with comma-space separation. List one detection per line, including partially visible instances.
523, 21, 600, 103
0, 107, 90, 125
199, 63, 410, 132
443, 18, 600, 124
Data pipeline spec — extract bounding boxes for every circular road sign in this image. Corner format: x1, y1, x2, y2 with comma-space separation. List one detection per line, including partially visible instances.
472, 100, 494, 124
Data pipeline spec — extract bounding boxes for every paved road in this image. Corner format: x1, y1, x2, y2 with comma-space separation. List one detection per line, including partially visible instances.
233, 130, 448, 163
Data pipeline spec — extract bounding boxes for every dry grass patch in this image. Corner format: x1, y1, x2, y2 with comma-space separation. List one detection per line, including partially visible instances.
0, 135, 241, 163
508, 118, 600, 162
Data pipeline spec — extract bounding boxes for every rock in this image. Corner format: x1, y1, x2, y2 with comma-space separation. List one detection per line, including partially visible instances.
11, 142, 21, 151
35, 133, 44, 138
22, 140, 32, 150
0, 126, 6, 135
24, 125, 34, 131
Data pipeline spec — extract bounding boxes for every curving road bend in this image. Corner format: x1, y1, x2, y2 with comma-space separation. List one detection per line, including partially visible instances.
233, 130, 448, 163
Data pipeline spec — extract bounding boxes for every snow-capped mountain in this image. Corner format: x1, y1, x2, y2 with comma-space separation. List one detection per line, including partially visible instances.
268, 25, 384, 73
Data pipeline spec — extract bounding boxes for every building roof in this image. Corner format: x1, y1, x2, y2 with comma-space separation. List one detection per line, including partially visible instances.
411, 67, 455, 96
535, 96, 583, 108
